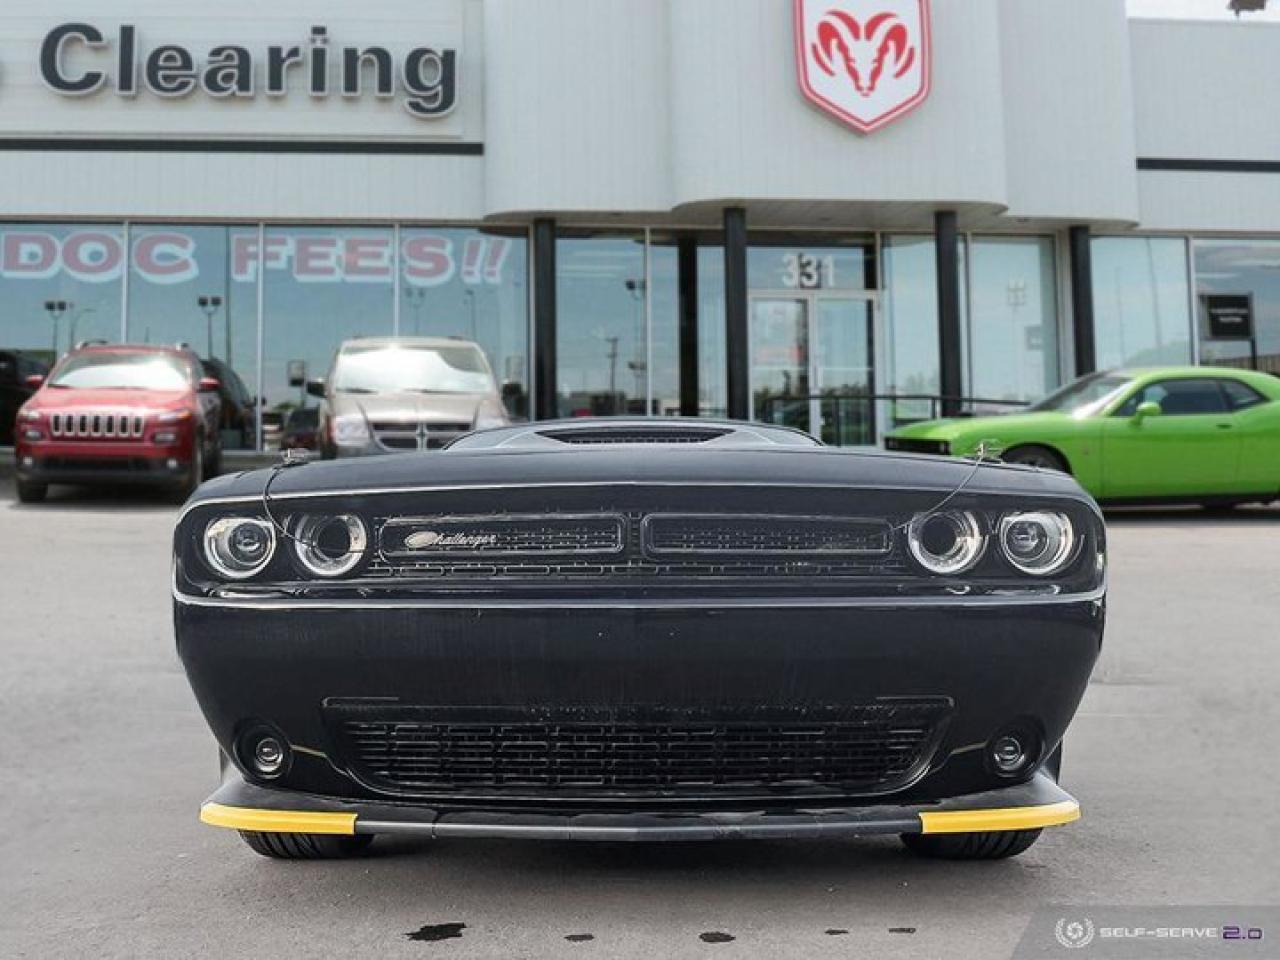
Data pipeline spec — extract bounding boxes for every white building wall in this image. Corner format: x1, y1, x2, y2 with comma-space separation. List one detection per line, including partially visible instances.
1130, 19, 1280, 233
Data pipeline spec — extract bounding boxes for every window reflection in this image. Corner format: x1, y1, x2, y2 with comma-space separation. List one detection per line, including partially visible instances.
262, 227, 395, 444
0, 223, 125, 366
399, 227, 529, 418
882, 235, 943, 424
1091, 237, 1192, 369
967, 237, 1059, 404
128, 225, 258, 448
556, 233, 648, 417
1194, 238, 1280, 369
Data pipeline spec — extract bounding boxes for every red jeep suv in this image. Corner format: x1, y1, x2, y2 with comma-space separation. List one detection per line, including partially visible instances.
13, 344, 222, 503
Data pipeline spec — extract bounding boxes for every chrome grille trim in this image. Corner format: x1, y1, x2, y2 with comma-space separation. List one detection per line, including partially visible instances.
49, 411, 146, 439
380, 513, 626, 559
371, 419, 472, 452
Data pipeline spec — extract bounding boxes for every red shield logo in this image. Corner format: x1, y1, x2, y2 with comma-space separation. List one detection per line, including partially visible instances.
794, 0, 932, 134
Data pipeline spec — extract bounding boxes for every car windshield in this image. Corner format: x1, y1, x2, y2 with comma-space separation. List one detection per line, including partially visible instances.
1027, 372, 1132, 417
48, 352, 192, 391
332, 344, 494, 395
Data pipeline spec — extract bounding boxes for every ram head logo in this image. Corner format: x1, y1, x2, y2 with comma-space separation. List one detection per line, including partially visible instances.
794, 0, 932, 134
812, 10, 914, 97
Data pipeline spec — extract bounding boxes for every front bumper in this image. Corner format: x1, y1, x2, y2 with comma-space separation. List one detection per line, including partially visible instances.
17, 444, 191, 485
201, 769, 1079, 841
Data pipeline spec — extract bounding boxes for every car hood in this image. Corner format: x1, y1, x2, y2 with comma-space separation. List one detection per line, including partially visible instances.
330, 390, 490, 425
890, 411, 1075, 443
31, 387, 189, 411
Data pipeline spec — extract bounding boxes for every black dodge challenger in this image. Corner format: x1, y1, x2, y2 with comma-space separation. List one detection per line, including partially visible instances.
174, 418, 1104, 861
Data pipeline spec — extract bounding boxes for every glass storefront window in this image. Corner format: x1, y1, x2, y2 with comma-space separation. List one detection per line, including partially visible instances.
399, 227, 530, 418
1091, 237, 1192, 370
967, 236, 1059, 405
697, 247, 727, 418
1194, 238, 1280, 369
261, 227, 395, 438
647, 242, 680, 416
556, 233, 648, 417
127, 225, 258, 447
0, 223, 125, 369
882, 235, 943, 425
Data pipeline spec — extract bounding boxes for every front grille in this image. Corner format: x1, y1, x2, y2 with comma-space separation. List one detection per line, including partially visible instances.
49, 411, 145, 439
540, 426, 730, 444
372, 420, 471, 452
365, 510, 906, 581
330, 702, 949, 799
381, 514, 625, 558
644, 514, 891, 558
885, 437, 949, 455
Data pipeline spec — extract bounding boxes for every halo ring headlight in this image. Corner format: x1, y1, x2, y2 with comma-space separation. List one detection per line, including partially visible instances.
999, 511, 1076, 576
907, 510, 985, 575
291, 514, 368, 578
203, 517, 276, 580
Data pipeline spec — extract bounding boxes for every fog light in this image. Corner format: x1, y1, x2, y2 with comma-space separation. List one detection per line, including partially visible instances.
987, 724, 1042, 778
167, 458, 180, 470
238, 726, 291, 779
22, 456, 34, 468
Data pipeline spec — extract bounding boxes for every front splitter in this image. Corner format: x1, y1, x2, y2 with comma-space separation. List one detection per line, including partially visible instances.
200, 772, 1079, 842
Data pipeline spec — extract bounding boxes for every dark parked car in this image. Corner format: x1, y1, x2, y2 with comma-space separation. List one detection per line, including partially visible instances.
200, 357, 257, 449
1, 350, 49, 446
280, 407, 320, 451
175, 418, 1104, 861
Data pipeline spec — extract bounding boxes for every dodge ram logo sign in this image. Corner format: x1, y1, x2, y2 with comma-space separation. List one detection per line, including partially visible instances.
794, 0, 932, 134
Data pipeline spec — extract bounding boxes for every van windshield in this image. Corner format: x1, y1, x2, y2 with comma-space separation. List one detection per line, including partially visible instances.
333, 344, 495, 395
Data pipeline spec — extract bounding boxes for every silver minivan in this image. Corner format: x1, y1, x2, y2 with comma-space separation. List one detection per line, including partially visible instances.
308, 337, 511, 457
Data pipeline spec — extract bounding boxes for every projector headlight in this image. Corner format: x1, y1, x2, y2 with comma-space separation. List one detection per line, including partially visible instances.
203, 517, 276, 579
907, 510, 985, 575
999, 511, 1076, 576
291, 514, 368, 578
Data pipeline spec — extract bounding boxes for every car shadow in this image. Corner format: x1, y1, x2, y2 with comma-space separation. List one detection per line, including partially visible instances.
1, 480, 182, 512
1102, 504, 1279, 525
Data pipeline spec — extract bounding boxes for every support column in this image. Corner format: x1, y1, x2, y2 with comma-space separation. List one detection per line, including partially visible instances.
723, 207, 749, 420
532, 218, 557, 420
935, 210, 963, 417
1068, 225, 1096, 376
677, 236, 699, 417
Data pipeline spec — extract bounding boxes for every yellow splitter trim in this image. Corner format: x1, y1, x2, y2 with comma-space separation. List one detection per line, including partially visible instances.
919, 799, 1080, 835
200, 802, 357, 835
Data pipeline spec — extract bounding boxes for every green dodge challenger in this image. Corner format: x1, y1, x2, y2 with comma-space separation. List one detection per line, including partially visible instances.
886, 367, 1280, 507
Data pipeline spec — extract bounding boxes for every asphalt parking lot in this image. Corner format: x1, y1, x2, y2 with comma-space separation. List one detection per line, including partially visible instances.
1, 475, 1277, 960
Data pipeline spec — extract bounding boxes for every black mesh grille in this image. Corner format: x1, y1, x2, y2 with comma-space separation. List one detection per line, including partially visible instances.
330, 702, 948, 799
644, 514, 891, 558
885, 438, 949, 455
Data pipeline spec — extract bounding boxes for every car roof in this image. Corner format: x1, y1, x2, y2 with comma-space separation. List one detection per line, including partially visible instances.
1114, 365, 1267, 380
339, 336, 482, 350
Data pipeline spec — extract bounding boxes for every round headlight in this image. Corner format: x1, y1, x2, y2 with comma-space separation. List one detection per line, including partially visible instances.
291, 514, 368, 578
999, 511, 1076, 575
203, 517, 276, 579
907, 510, 985, 575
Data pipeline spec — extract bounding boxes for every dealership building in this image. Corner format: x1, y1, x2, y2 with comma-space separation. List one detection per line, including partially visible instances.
1, 0, 1278, 448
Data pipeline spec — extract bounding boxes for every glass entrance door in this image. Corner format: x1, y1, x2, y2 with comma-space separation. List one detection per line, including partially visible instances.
750, 294, 877, 445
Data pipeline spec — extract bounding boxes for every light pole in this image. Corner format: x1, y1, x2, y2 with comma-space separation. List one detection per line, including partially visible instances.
44, 299, 69, 357
403, 287, 426, 335
463, 288, 477, 340
197, 295, 223, 358
68, 306, 95, 349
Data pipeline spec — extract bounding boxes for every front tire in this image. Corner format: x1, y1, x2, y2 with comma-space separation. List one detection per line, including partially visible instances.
238, 830, 373, 860
16, 478, 48, 504
1001, 444, 1068, 473
900, 828, 1043, 860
